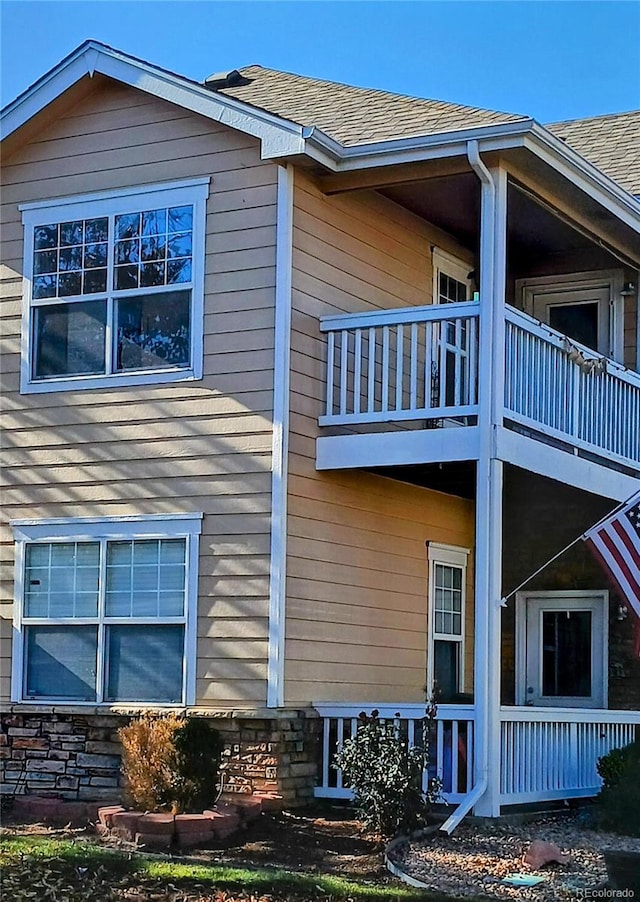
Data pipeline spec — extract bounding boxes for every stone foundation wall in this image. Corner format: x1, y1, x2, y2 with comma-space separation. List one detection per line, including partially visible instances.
0, 709, 320, 807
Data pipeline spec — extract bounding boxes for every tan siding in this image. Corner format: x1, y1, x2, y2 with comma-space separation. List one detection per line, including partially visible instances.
0, 80, 278, 708
285, 171, 476, 707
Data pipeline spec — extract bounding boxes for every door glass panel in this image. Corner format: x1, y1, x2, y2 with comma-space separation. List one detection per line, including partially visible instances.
434, 640, 459, 702
548, 302, 598, 351
541, 610, 592, 697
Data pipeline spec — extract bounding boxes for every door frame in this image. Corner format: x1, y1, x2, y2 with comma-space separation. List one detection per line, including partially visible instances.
516, 270, 624, 363
515, 589, 609, 709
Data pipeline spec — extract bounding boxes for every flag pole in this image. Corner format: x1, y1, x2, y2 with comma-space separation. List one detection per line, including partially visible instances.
500, 488, 640, 607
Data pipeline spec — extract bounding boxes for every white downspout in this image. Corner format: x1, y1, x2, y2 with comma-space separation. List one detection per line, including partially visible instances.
441, 141, 505, 832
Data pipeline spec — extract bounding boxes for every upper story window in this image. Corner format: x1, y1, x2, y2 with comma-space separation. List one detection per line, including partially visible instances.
11, 513, 202, 705
432, 248, 473, 305
20, 178, 209, 393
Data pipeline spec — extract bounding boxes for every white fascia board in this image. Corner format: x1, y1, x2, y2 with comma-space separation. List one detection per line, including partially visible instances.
495, 427, 640, 502
1, 41, 306, 159
316, 426, 480, 470
301, 120, 534, 172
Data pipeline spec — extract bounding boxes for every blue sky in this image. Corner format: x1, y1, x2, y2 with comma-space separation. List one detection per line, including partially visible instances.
1, 1, 639, 122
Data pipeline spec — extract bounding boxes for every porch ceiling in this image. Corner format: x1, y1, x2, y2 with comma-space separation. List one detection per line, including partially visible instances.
380, 174, 621, 268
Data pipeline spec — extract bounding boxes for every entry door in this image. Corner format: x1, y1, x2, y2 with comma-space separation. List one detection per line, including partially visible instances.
517, 592, 608, 708
530, 285, 611, 356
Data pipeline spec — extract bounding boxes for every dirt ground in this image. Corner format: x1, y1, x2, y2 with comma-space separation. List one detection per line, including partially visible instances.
206, 805, 388, 879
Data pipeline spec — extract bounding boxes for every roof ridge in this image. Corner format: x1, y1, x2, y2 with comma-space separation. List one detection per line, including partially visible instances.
549, 108, 640, 128
234, 63, 526, 121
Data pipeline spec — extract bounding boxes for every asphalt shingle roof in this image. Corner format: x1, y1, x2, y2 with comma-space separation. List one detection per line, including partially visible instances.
212, 66, 639, 196
213, 65, 527, 146
547, 110, 640, 196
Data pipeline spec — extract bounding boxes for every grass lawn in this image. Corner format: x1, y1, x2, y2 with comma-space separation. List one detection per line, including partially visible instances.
0, 834, 441, 901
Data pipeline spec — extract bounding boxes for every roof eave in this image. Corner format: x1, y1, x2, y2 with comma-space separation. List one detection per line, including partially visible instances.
298, 119, 640, 234
0, 40, 307, 158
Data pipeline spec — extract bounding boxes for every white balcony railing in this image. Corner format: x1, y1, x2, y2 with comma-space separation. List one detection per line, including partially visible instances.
320, 301, 640, 470
499, 706, 640, 804
504, 307, 640, 468
314, 703, 475, 804
320, 302, 480, 426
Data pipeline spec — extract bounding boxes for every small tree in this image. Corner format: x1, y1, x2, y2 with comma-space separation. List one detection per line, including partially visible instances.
119, 713, 182, 811
335, 705, 441, 836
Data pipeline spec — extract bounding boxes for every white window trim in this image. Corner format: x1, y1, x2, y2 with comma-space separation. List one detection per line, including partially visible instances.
432, 247, 474, 304
19, 178, 209, 394
515, 589, 609, 709
10, 513, 202, 707
427, 543, 470, 697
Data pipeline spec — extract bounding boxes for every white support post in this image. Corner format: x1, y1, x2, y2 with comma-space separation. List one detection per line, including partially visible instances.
470, 155, 508, 819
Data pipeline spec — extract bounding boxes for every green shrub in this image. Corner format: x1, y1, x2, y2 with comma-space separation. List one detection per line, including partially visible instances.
596, 740, 640, 790
172, 718, 225, 812
119, 715, 223, 813
334, 706, 441, 837
595, 740, 640, 836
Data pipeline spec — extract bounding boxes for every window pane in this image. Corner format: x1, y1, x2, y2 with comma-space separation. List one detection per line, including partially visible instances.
25, 542, 99, 617
106, 539, 186, 618
142, 209, 167, 236
105, 625, 184, 702
542, 610, 592, 697
115, 212, 141, 240
34, 250, 57, 275
85, 218, 108, 243
169, 206, 193, 232
60, 221, 83, 247
84, 243, 108, 268
34, 300, 106, 378
34, 224, 58, 250
168, 259, 192, 284
25, 626, 97, 700
116, 290, 190, 371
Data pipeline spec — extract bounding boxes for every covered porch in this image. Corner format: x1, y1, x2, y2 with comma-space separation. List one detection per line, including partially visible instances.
311, 466, 640, 817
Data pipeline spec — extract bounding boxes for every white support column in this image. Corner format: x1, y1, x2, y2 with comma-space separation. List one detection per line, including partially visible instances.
470, 154, 508, 819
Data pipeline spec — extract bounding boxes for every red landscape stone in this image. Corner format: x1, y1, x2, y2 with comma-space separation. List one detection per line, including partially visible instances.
137, 812, 175, 835
98, 805, 125, 828
29, 798, 63, 821
174, 813, 215, 834
176, 830, 215, 849
135, 831, 173, 850
110, 810, 142, 842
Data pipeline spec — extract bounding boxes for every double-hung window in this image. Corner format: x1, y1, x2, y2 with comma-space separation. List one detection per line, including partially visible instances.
427, 543, 469, 702
20, 178, 209, 393
11, 514, 202, 705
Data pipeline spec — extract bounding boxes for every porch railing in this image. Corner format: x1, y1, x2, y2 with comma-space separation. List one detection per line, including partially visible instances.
319, 301, 640, 470
313, 703, 475, 804
319, 302, 480, 426
314, 703, 640, 808
504, 307, 640, 467
499, 707, 640, 804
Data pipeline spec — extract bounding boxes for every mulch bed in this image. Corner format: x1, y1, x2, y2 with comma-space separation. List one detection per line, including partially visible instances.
390, 811, 640, 899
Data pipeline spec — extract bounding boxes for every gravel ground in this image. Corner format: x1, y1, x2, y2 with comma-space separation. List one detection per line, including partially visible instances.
390, 813, 640, 900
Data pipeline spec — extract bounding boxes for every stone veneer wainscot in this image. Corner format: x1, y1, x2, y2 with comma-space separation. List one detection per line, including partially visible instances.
0, 709, 320, 806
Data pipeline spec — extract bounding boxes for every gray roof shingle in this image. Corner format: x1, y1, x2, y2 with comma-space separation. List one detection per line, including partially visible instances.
213, 65, 527, 145
212, 66, 639, 195
547, 110, 640, 195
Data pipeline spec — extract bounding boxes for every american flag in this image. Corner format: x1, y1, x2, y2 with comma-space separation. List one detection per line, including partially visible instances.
583, 491, 640, 627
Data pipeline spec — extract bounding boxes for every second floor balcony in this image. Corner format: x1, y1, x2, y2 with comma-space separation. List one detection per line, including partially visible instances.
318, 300, 640, 480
